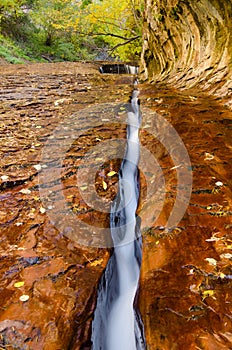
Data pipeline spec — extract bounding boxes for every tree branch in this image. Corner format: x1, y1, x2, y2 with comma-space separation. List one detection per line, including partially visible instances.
84, 32, 139, 41
107, 35, 140, 51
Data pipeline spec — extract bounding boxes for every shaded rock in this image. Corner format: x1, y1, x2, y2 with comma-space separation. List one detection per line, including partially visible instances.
140, 0, 232, 97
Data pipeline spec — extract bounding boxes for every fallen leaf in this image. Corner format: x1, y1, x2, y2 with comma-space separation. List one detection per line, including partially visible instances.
205, 236, 221, 242
190, 284, 199, 293
102, 181, 107, 190
1, 175, 9, 181
205, 258, 217, 267
90, 258, 103, 267
220, 253, 232, 259
202, 290, 214, 300
170, 164, 181, 170
204, 152, 214, 161
107, 171, 117, 177
54, 98, 64, 106
14, 281, 25, 288
219, 272, 225, 279
15, 222, 23, 227
39, 207, 46, 214
19, 189, 31, 195
33, 164, 42, 171
19, 295, 29, 302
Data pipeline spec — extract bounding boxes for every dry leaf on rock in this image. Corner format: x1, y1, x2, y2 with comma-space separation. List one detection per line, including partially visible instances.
102, 181, 107, 190
90, 259, 103, 267
19, 189, 31, 195
202, 290, 214, 300
19, 295, 29, 302
205, 258, 217, 266
107, 171, 117, 177
14, 281, 25, 288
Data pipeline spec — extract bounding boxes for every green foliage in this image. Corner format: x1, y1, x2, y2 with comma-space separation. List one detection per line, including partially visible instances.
0, 0, 26, 21
0, 33, 34, 63
82, 0, 143, 61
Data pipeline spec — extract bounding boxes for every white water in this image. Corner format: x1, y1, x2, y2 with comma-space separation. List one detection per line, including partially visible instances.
91, 88, 146, 349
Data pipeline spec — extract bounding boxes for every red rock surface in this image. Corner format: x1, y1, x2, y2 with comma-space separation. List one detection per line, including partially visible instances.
0, 62, 134, 349
138, 84, 232, 349
0, 62, 232, 349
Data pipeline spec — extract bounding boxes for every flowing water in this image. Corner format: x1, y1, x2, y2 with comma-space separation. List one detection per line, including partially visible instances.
91, 87, 146, 349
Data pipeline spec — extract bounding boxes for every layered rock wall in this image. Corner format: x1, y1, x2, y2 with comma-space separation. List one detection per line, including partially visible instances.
140, 0, 232, 96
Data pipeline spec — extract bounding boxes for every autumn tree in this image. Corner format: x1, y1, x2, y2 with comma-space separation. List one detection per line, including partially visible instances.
0, 0, 144, 62
79, 0, 143, 61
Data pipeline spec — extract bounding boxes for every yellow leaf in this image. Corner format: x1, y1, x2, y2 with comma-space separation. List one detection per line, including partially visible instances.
202, 290, 214, 300
14, 281, 25, 288
102, 181, 107, 190
90, 258, 103, 267
219, 272, 225, 279
107, 171, 117, 177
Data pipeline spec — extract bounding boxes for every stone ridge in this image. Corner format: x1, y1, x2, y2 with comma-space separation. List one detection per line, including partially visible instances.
140, 0, 232, 97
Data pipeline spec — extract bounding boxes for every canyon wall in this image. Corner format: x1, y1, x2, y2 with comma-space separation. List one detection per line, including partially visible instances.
140, 0, 232, 97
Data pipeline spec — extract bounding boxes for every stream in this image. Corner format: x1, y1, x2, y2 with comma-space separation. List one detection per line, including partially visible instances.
91, 86, 146, 349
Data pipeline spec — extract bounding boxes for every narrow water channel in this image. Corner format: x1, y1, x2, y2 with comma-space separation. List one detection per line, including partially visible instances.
91, 86, 146, 349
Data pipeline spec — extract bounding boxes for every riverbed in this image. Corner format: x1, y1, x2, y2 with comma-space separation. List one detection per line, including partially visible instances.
0, 62, 232, 349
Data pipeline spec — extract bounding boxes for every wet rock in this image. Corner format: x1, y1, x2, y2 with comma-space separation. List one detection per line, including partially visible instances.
0, 61, 134, 349
138, 84, 232, 349
141, 0, 232, 98
1, 61, 232, 349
